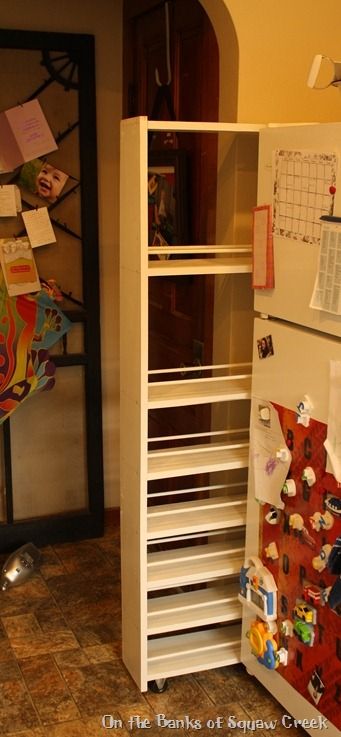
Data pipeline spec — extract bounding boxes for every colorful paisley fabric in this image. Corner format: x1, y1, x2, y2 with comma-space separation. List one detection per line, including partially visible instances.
0, 272, 71, 423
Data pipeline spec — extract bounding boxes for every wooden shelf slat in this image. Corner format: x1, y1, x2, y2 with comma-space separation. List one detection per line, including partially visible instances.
147, 583, 241, 634
147, 495, 246, 538
147, 625, 241, 680
148, 256, 252, 276
147, 540, 245, 590
147, 441, 249, 480
148, 244, 252, 255
148, 375, 251, 408
147, 120, 264, 133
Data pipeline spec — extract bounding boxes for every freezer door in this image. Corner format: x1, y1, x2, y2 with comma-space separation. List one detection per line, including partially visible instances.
241, 317, 341, 737
255, 123, 341, 337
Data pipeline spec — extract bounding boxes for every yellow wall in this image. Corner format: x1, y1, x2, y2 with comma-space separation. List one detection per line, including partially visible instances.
209, 0, 341, 123
2, 0, 341, 509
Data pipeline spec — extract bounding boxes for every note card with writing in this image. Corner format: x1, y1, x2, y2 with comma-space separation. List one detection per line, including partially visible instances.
0, 99, 57, 173
0, 185, 17, 216
22, 207, 56, 248
0, 185, 21, 216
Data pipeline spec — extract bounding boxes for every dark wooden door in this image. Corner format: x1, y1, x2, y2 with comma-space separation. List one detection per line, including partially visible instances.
123, 0, 219, 489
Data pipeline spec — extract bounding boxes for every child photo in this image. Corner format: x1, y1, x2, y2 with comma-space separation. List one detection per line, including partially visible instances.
18, 158, 69, 204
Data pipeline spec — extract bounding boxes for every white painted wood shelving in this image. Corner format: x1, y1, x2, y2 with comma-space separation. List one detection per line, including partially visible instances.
120, 116, 260, 692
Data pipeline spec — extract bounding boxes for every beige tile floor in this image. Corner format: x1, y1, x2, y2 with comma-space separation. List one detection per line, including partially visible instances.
0, 525, 306, 737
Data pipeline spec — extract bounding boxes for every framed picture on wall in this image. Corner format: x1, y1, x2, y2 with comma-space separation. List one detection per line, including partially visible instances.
0, 28, 104, 550
148, 149, 188, 257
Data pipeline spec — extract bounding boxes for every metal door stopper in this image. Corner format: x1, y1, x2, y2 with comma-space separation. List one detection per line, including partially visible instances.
0, 543, 42, 591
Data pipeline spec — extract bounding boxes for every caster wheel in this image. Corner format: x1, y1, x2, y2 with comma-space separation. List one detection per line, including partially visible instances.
149, 678, 168, 693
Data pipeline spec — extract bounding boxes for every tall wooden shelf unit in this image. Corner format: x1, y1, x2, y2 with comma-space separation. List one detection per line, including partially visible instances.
120, 116, 261, 691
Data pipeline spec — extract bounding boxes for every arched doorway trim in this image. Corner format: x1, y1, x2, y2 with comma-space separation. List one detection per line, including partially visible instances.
199, 0, 239, 121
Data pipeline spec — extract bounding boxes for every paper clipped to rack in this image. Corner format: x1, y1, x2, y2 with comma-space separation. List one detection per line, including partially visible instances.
0, 237, 40, 296
310, 221, 341, 314
22, 207, 56, 248
0, 99, 57, 174
250, 398, 291, 509
252, 204, 274, 289
0, 185, 19, 217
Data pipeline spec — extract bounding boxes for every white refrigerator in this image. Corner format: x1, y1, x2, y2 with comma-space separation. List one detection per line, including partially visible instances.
241, 124, 341, 737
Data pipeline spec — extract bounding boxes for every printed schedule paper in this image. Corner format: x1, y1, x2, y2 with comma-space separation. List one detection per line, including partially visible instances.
273, 149, 337, 245
310, 222, 341, 314
0, 99, 57, 173
22, 206, 56, 248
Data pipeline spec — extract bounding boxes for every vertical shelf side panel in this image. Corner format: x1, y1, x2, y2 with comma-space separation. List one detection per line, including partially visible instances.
211, 132, 257, 487
120, 116, 149, 690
